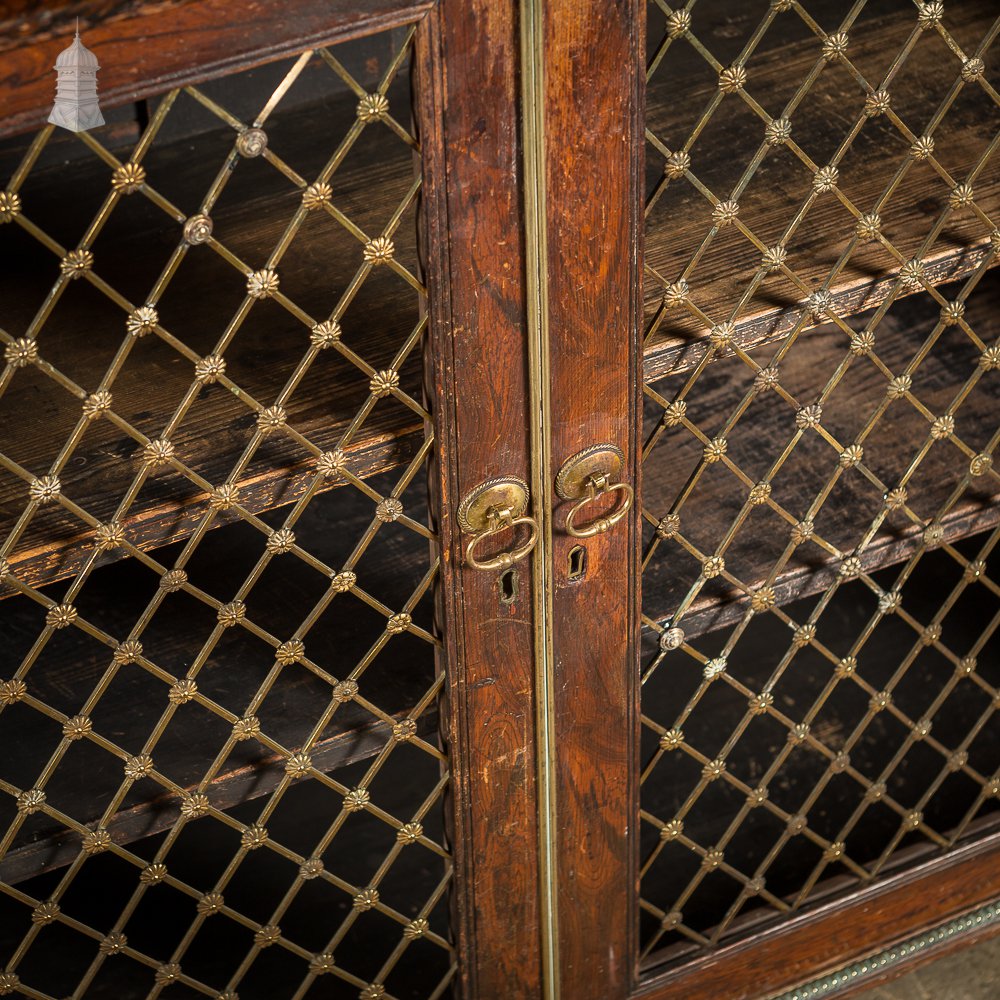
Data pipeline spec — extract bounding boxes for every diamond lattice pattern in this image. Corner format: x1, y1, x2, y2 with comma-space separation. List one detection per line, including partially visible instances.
639, 0, 1000, 963
0, 25, 454, 1000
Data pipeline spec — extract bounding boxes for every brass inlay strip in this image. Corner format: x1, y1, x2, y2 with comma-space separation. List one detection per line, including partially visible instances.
520, 0, 560, 996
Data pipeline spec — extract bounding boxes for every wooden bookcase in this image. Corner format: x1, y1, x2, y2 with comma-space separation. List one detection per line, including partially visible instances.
1, 1, 998, 999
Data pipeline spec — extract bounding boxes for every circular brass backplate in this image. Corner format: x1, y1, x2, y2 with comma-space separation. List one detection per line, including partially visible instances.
457, 476, 530, 534
555, 444, 625, 500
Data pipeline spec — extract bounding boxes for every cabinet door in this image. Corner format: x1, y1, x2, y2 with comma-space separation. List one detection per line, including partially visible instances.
542, 2, 1000, 999
0, 3, 545, 998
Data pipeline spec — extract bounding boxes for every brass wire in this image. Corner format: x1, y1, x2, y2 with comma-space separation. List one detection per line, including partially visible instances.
639, 0, 1000, 961
0, 26, 454, 1000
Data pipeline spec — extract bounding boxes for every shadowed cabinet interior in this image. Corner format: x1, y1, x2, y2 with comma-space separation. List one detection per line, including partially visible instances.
2, 2, 1000, 1000
636, 0, 1000, 995
0, 14, 460, 1000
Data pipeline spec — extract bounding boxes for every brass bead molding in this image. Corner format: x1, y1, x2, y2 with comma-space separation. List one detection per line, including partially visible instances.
771, 899, 1000, 1000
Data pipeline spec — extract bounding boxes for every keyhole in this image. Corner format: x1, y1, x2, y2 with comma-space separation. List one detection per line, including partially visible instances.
499, 568, 519, 604
568, 545, 587, 580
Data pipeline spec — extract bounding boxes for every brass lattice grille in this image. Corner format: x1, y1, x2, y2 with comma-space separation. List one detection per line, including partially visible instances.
639, 0, 1000, 965
0, 24, 454, 1000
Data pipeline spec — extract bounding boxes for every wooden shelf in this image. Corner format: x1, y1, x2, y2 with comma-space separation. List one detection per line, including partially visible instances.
0, 78, 423, 595
640, 815, 1000, 980
0, 761, 453, 1000
0, 480, 438, 885
643, 0, 1000, 383
642, 276, 1000, 639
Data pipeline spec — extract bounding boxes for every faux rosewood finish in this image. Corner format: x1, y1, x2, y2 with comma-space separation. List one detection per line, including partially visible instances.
8, 2, 999, 998
0, 0, 431, 138
3, 1, 543, 995
543, 1, 644, 996
419, 3, 543, 998
0, 1, 196, 52
635, 824, 1000, 1000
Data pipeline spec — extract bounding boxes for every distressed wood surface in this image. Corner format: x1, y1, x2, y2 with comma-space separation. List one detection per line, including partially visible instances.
642, 277, 1000, 639
0, 0, 195, 50
0, 1, 199, 52
419, 4, 543, 997
0, 87, 424, 595
542, 1, 644, 996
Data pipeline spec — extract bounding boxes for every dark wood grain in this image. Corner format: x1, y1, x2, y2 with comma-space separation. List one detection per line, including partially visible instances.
1, 90, 424, 595
634, 820, 1000, 1000
642, 278, 1000, 639
0, 1, 198, 53
418, 4, 542, 998
642, 0, 1000, 383
542, 1, 644, 996
0, 0, 432, 138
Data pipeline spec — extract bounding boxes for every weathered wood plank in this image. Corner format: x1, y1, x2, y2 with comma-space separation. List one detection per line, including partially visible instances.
642, 282, 1000, 638
420, 3, 544, 997
643, 1, 1000, 383
1, 88, 424, 595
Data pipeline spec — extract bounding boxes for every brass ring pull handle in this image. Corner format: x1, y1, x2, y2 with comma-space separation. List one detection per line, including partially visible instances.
458, 477, 538, 571
464, 510, 539, 571
564, 476, 634, 539
555, 444, 633, 539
